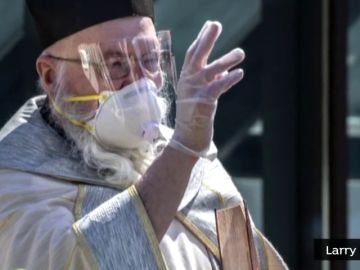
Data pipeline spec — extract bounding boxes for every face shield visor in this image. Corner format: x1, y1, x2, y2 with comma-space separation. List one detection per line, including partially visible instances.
54, 31, 177, 150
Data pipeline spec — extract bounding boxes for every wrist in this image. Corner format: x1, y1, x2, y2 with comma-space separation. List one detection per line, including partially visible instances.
163, 143, 200, 163
168, 136, 211, 159
172, 126, 212, 153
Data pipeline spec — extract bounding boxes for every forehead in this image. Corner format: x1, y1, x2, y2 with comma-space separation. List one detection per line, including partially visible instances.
49, 16, 157, 55
98, 36, 160, 57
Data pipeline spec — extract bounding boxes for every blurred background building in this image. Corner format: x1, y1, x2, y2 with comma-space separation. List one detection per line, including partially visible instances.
0, 1, 358, 270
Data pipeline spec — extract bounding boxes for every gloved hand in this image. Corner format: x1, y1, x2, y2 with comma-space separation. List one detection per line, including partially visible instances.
169, 21, 245, 159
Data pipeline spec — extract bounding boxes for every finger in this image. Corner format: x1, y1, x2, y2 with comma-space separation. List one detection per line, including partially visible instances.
207, 68, 244, 98
190, 21, 222, 69
204, 48, 245, 82
183, 21, 211, 66
215, 71, 228, 80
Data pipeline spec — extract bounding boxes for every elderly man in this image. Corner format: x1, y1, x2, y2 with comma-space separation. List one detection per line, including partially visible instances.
0, 0, 288, 269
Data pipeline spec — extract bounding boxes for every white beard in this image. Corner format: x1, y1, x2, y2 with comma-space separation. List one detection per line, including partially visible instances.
40, 68, 170, 189
54, 104, 168, 188
63, 121, 156, 188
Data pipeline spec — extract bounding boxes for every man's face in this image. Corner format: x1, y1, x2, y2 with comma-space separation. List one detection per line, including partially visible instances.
50, 17, 161, 96
36, 16, 168, 185
46, 16, 160, 116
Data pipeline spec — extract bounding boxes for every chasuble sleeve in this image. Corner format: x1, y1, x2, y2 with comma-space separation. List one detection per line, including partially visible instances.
0, 170, 166, 270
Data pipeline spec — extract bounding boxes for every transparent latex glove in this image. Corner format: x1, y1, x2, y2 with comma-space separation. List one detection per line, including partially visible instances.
169, 21, 245, 159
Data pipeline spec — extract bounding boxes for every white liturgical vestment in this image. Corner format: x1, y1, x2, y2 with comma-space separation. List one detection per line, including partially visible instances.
0, 96, 289, 270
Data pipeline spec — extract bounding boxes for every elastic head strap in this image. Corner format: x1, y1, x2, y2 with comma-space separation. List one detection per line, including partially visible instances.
66, 94, 108, 102
52, 103, 95, 133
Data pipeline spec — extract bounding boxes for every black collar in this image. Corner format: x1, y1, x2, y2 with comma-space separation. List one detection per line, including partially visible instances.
40, 97, 67, 139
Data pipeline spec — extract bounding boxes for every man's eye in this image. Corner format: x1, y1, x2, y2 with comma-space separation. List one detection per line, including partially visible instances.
107, 58, 129, 77
141, 54, 160, 71
107, 57, 124, 67
143, 58, 158, 65
111, 61, 125, 68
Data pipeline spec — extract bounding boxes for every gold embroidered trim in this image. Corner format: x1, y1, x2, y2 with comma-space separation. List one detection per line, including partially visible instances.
74, 185, 87, 221
175, 212, 221, 260
202, 182, 225, 208
254, 227, 270, 269
72, 223, 99, 270
128, 185, 167, 270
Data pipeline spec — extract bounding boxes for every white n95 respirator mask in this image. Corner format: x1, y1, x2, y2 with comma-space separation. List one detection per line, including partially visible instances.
63, 78, 165, 149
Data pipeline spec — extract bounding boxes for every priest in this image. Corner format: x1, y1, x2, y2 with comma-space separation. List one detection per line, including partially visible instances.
0, 0, 288, 269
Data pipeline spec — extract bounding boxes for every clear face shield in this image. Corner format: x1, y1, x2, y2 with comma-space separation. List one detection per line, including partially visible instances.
55, 31, 177, 150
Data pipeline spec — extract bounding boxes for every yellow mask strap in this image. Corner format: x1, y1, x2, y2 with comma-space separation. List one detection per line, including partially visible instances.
52, 103, 95, 133
65, 94, 108, 102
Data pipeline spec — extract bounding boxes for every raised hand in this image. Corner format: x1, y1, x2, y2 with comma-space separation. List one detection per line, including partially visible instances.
169, 21, 245, 158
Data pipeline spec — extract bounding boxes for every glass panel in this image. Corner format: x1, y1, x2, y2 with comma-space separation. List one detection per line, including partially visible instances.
0, 3, 40, 126
0, 1, 24, 60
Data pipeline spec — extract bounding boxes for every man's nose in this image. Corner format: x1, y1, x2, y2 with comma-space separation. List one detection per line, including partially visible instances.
122, 59, 146, 86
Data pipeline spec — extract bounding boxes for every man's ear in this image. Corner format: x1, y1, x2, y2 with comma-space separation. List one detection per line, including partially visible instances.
36, 55, 57, 99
